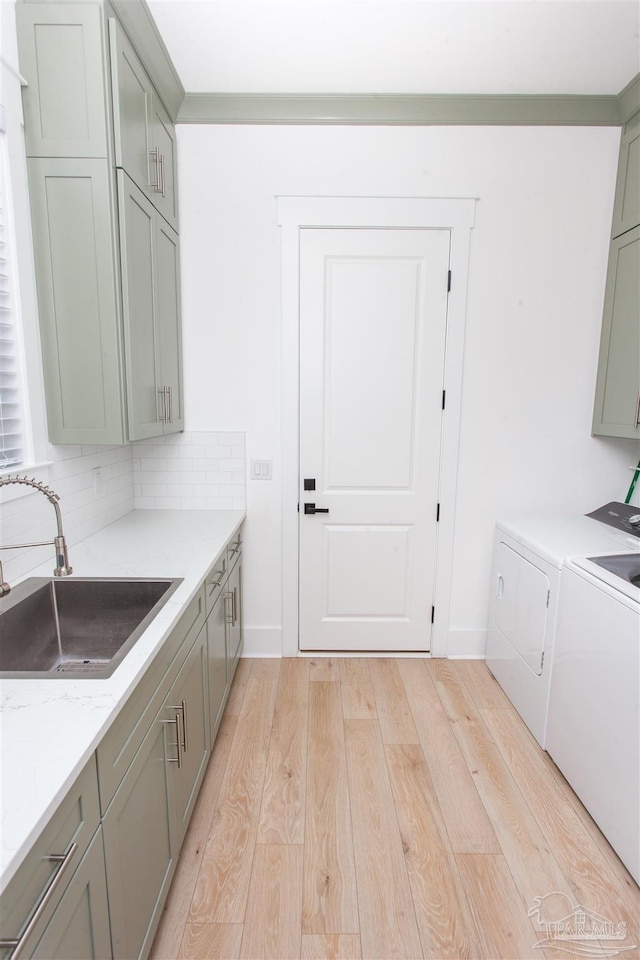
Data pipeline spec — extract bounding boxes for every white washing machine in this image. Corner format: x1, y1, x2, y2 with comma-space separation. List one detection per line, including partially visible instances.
546, 553, 639, 883
486, 506, 638, 747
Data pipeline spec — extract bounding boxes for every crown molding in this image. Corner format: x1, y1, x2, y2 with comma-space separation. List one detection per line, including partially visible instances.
109, 0, 184, 120
618, 74, 640, 123
177, 89, 637, 126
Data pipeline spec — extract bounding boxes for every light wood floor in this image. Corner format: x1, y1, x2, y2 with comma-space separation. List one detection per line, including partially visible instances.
150, 658, 639, 960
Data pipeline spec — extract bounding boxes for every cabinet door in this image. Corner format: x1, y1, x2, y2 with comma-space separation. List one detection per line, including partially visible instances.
155, 216, 184, 433
27, 158, 125, 445
102, 712, 175, 960
165, 626, 210, 847
592, 227, 640, 439
17, 4, 109, 160
226, 559, 243, 676
207, 593, 227, 744
150, 97, 179, 231
118, 170, 163, 441
30, 830, 111, 960
611, 112, 639, 239
109, 18, 153, 196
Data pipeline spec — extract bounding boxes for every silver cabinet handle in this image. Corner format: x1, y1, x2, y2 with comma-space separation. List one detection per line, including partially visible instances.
232, 586, 238, 625
168, 699, 188, 753
159, 152, 166, 198
208, 560, 226, 590
224, 591, 234, 625
162, 714, 182, 767
0, 843, 78, 958
229, 539, 241, 557
150, 147, 160, 192
158, 386, 168, 424
167, 385, 173, 423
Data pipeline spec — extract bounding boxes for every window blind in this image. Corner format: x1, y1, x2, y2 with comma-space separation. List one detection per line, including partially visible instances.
0, 132, 24, 471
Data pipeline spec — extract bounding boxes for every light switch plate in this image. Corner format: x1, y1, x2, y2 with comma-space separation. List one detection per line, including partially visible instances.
251, 459, 273, 480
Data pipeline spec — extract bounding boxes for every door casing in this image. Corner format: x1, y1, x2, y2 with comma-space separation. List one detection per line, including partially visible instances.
278, 197, 476, 658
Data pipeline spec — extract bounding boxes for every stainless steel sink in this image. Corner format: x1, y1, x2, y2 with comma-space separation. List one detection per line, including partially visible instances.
587, 554, 640, 588
0, 577, 182, 679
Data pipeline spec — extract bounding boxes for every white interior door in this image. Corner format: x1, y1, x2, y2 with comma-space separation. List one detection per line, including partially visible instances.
299, 228, 451, 651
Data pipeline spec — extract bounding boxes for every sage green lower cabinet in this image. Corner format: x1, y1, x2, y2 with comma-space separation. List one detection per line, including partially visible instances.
29, 830, 111, 960
2, 530, 244, 960
226, 557, 243, 679
592, 226, 640, 439
207, 592, 228, 743
165, 625, 210, 847
0, 760, 109, 960
102, 711, 175, 960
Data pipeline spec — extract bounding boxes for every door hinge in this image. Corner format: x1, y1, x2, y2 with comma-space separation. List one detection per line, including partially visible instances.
431, 605, 435, 624
447, 270, 452, 292
436, 502, 440, 522
297, 502, 300, 513
442, 389, 446, 410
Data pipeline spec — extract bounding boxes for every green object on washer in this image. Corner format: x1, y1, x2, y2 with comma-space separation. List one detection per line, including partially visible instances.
625, 459, 640, 504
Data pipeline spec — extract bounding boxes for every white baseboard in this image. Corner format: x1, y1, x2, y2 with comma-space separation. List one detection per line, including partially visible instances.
240, 626, 487, 659
446, 628, 487, 659
241, 626, 283, 657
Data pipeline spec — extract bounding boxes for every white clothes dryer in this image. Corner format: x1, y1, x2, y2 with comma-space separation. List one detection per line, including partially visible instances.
486, 508, 637, 747
546, 553, 639, 883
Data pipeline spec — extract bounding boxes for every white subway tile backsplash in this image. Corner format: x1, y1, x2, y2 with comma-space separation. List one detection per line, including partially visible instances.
1, 431, 244, 582
1, 445, 134, 582
132, 431, 245, 511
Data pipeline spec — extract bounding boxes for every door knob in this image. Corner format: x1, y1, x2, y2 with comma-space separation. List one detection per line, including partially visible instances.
304, 503, 329, 515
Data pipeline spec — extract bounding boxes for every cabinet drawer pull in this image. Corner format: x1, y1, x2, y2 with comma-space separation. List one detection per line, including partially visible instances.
162, 714, 182, 768
229, 540, 241, 557
232, 586, 238, 625
0, 842, 78, 958
167, 385, 173, 423
208, 566, 226, 590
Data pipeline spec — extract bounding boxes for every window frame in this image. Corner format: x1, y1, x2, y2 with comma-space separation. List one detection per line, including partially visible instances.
1, 13, 52, 502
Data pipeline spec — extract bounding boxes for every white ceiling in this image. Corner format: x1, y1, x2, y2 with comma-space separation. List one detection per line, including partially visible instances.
147, 0, 640, 96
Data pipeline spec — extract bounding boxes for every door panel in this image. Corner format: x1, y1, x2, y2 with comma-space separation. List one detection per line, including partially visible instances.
299, 228, 450, 652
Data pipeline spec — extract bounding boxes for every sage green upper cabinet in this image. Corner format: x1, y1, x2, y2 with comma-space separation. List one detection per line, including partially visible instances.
27, 158, 126, 444
592, 227, 640, 440
150, 97, 179, 230
109, 17, 179, 231
592, 110, 640, 441
16, 4, 110, 159
156, 215, 184, 432
611, 111, 639, 240
118, 171, 183, 439
109, 18, 153, 197
17, 0, 183, 446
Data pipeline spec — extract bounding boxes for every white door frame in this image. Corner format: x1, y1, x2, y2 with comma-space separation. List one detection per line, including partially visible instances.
278, 197, 476, 658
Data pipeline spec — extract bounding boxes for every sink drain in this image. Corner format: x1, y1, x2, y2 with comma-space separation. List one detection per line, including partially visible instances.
54, 659, 110, 674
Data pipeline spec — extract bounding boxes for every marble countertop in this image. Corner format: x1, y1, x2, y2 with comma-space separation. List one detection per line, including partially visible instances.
0, 509, 245, 894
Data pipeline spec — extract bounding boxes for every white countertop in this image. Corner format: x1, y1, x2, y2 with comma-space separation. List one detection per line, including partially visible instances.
0, 509, 245, 894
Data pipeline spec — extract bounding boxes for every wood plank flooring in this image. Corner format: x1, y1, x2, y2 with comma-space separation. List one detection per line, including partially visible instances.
151, 658, 639, 960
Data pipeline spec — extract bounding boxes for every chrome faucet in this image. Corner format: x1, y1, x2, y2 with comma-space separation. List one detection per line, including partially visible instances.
0, 475, 73, 596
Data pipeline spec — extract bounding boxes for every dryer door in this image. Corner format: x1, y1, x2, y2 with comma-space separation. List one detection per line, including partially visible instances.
493, 542, 550, 675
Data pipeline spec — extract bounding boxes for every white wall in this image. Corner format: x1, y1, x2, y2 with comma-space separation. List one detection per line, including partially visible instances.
177, 123, 633, 655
